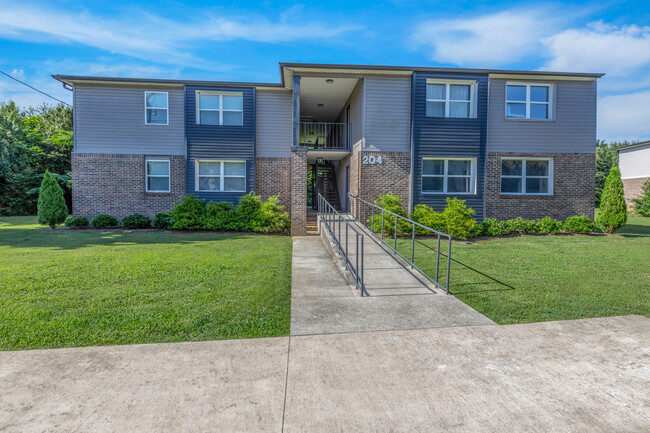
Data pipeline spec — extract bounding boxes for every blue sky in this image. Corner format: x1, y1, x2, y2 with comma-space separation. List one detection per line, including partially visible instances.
0, 0, 648, 141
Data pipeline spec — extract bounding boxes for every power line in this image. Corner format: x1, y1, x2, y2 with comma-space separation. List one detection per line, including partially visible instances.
0, 69, 71, 107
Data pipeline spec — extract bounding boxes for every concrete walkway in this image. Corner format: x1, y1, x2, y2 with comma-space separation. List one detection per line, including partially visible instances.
2, 316, 648, 432
291, 235, 493, 336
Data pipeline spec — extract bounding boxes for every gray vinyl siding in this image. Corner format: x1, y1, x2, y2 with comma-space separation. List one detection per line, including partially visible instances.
256, 90, 292, 157
364, 76, 411, 151
336, 80, 364, 146
73, 85, 185, 155
487, 79, 597, 153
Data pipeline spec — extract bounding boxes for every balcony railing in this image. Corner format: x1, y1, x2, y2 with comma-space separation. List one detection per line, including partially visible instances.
299, 122, 349, 150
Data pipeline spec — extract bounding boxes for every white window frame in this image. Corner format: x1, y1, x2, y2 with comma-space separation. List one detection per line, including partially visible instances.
422, 157, 477, 195
500, 157, 554, 195
195, 160, 246, 192
196, 91, 244, 126
505, 82, 553, 120
145, 158, 171, 193
425, 79, 478, 119
144, 91, 169, 125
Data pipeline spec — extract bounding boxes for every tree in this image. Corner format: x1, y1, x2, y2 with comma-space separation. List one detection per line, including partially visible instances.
596, 166, 627, 233
633, 179, 650, 217
37, 170, 68, 229
595, 140, 619, 206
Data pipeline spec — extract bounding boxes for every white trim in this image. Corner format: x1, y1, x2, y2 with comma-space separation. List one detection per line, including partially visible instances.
505, 82, 553, 120
144, 91, 169, 125
425, 79, 477, 119
195, 159, 246, 192
490, 73, 597, 82
500, 157, 554, 195
196, 91, 244, 126
145, 158, 171, 193
422, 157, 477, 195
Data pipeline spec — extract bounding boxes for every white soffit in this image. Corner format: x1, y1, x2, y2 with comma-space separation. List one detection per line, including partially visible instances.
299, 76, 359, 121
490, 73, 597, 82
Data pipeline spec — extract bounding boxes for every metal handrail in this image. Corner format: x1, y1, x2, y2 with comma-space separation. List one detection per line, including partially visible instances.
299, 122, 349, 150
348, 194, 452, 294
318, 193, 367, 296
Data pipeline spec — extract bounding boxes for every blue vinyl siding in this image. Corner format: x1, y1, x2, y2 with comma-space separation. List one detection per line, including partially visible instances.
411, 72, 488, 219
185, 86, 256, 203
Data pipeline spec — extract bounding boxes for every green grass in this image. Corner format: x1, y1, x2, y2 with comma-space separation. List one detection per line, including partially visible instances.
394, 214, 650, 324
0, 217, 292, 350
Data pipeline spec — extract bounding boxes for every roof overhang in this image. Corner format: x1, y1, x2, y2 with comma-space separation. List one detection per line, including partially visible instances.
615, 141, 650, 152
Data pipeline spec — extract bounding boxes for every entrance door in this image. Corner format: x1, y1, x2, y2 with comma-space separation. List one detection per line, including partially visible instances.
345, 165, 350, 211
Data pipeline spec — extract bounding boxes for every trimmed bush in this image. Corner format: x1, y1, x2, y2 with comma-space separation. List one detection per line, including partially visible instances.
534, 216, 563, 234
169, 195, 205, 230
596, 166, 627, 233
64, 216, 89, 229
411, 204, 446, 234
121, 213, 151, 229
563, 216, 595, 234
443, 197, 476, 240
479, 218, 511, 237
203, 201, 236, 231
90, 214, 118, 229
256, 196, 290, 233
152, 213, 174, 230
37, 170, 68, 229
367, 193, 411, 234
633, 178, 650, 217
506, 217, 537, 235
233, 193, 263, 232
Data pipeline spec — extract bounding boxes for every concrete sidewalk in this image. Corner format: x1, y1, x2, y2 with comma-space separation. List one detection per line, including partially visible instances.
291, 235, 493, 336
1, 316, 648, 432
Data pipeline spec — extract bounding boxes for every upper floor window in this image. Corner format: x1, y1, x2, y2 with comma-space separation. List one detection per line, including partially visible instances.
506, 83, 552, 120
197, 91, 243, 126
501, 158, 553, 195
145, 158, 170, 192
426, 79, 477, 118
145, 91, 168, 125
422, 158, 476, 194
195, 160, 246, 192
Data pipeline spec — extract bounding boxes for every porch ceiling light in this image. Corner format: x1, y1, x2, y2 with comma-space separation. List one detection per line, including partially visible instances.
326, 79, 334, 84
317, 103, 324, 107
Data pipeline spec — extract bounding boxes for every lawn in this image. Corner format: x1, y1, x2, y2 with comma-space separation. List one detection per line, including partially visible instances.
0, 217, 292, 350
397, 214, 650, 324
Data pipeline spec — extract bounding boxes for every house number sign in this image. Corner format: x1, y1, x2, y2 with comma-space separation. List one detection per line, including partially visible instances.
362, 155, 383, 165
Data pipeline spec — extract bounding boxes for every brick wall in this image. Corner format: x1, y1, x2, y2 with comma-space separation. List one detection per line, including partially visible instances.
486, 152, 595, 220
72, 153, 185, 219
356, 151, 411, 208
290, 149, 307, 236
622, 177, 650, 207
255, 157, 291, 212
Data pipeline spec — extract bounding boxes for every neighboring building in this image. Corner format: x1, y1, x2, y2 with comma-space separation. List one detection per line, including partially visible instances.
616, 141, 650, 207
53, 63, 602, 235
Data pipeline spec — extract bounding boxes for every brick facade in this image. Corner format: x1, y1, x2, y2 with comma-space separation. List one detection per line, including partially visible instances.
356, 150, 411, 206
485, 152, 595, 220
255, 157, 291, 212
72, 153, 185, 219
290, 149, 307, 236
622, 177, 650, 207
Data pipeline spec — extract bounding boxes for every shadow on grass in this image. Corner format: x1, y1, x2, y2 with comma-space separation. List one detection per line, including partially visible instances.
617, 224, 650, 238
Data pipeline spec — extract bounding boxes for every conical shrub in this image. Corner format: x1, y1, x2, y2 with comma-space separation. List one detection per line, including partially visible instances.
596, 166, 627, 233
37, 170, 68, 229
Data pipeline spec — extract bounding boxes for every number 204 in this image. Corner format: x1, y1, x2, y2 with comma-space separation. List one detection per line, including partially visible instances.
362, 155, 383, 165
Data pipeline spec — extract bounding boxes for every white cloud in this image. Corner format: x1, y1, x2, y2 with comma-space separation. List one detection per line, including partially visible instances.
412, 9, 564, 66
598, 91, 650, 141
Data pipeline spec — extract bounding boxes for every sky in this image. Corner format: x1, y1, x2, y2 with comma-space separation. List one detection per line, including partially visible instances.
0, 0, 648, 141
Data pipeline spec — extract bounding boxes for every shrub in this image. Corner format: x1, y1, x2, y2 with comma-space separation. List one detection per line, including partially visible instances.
256, 195, 290, 233
596, 166, 627, 233
367, 193, 411, 235
64, 216, 89, 229
442, 197, 476, 240
121, 213, 151, 229
203, 201, 236, 231
90, 214, 118, 229
534, 216, 563, 234
37, 170, 68, 229
152, 212, 174, 230
563, 216, 595, 234
169, 195, 206, 230
632, 178, 650, 217
233, 193, 263, 232
506, 217, 536, 235
411, 204, 446, 234
479, 218, 511, 237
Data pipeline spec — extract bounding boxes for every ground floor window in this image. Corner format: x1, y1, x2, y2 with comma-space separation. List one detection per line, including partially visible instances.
145, 158, 170, 192
500, 158, 553, 195
422, 158, 476, 194
196, 160, 246, 192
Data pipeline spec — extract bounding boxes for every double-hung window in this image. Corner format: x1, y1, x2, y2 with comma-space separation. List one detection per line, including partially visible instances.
506, 83, 552, 119
196, 160, 246, 192
426, 80, 477, 118
144, 91, 168, 125
422, 158, 476, 194
145, 159, 170, 192
197, 91, 243, 126
501, 158, 553, 195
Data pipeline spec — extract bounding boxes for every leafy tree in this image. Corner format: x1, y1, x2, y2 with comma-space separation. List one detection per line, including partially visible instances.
633, 179, 650, 217
37, 170, 68, 229
596, 166, 627, 233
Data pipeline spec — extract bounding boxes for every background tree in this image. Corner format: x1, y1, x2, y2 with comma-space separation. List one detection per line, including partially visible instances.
595, 140, 619, 206
37, 170, 68, 229
632, 179, 650, 217
596, 166, 627, 233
